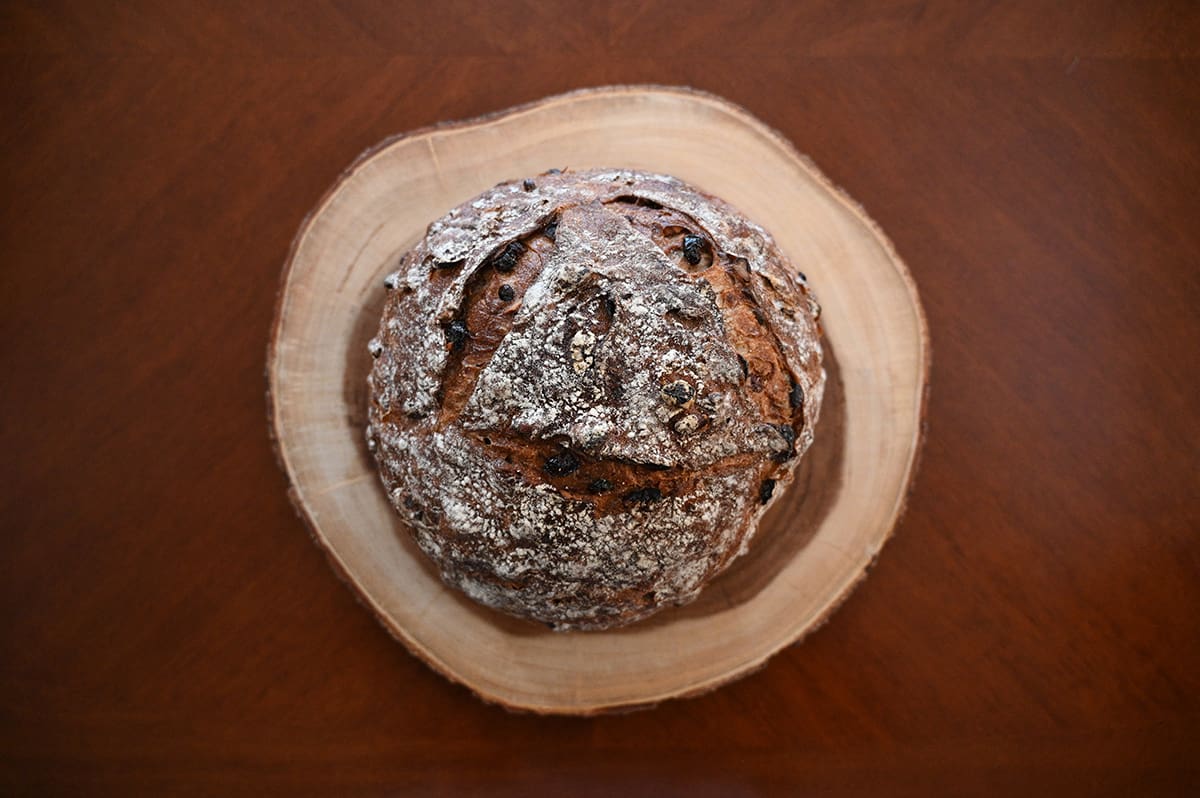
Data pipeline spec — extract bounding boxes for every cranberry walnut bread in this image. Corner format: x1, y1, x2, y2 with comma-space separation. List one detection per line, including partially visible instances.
366, 168, 825, 631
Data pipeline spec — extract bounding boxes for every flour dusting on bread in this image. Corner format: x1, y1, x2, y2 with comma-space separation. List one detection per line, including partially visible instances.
367, 168, 824, 630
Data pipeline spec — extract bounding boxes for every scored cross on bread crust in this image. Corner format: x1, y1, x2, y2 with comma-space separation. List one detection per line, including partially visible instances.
367, 168, 824, 630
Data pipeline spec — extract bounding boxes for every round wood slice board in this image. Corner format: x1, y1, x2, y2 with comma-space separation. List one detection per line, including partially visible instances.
268, 85, 929, 714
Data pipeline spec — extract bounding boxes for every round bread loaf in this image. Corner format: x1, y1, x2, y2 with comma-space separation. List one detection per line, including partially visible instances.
366, 168, 825, 631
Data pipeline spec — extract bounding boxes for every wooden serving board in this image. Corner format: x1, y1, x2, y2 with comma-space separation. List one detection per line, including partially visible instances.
268, 86, 929, 714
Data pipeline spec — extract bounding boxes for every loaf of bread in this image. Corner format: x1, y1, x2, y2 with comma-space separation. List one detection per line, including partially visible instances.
366, 168, 824, 630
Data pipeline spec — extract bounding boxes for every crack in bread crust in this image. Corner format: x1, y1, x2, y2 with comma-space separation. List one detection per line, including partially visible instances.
366, 168, 825, 631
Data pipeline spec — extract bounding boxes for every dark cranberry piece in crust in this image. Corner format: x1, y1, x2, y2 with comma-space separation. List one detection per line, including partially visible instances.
661, 380, 694, 405
772, 424, 796, 462
774, 424, 796, 448
789, 380, 805, 410
682, 234, 707, 266
445, 320, 469, 349
544, 451, 581, 476
623, 487, 664, 504
494, 241, 525, 273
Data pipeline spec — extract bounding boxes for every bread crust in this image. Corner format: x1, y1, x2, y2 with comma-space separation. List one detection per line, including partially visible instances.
367, 168, 825, 630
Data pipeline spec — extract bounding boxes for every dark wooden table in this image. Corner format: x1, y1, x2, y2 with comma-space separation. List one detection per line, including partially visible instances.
3, 2, 1198, 795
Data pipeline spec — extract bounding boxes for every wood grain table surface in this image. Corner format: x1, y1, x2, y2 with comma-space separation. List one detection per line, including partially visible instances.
2, 2, 1198, 795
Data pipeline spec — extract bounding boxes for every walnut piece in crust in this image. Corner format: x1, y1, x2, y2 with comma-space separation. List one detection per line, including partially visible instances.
367, 168, 825, 631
